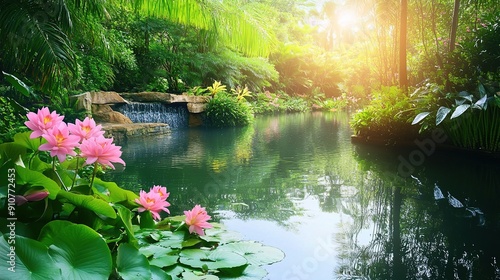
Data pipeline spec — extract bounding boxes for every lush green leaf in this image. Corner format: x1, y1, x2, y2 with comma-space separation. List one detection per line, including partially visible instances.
116, 243, 151, 280
15, 165, 60, 199
179, 248, 248, 271
0, 234, 61, 280
435, 106, 451, 125
219, 265, 268, 280
115, 204, 138, 246
450, 104, 470, 119
57, 190, 116, 218
38, 220, 112, 280
217, 241, 284, 266
411, 112, 430, 125
2, 71, 32, 97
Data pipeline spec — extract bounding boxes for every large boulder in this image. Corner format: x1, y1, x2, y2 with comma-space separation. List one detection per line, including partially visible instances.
101, 123, 170, 144
92, 104, 133, 124
187, 102, 207, 113
70, 92, 92, 114
170, 94, 210, 103
120, 92, 171, 103
91, 91, 129, 105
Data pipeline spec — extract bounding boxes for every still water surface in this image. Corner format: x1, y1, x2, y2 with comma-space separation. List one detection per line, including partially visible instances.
105, 112, 500, 279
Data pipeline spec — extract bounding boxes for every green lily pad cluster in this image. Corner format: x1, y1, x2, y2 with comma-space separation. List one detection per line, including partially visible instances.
132, 222, 284, 280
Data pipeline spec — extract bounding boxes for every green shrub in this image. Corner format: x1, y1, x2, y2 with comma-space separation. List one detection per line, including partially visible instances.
411, 81, 500, 152
204, 93, 254, 127
351, 86, 418, 140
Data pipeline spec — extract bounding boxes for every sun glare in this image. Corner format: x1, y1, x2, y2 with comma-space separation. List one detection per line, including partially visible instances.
338, 10, 358, 28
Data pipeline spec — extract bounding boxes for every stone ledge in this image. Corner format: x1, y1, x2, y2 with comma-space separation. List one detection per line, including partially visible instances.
101, 123, 170, 144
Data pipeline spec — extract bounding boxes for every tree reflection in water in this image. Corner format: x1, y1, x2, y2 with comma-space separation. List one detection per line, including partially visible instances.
342, 144, 500, 279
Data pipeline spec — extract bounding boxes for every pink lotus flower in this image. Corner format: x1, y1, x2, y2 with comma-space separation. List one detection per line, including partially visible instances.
184, 205, 213, 236
25, 107, 64, 139
151, 185, 170, 200
15, 189, 50, 206
135, 189, 171, 220
39, 122, 80, 162
68, 117, 104, 142
80, 136, 125, 169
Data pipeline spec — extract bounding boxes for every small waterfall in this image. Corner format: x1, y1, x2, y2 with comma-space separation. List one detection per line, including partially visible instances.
116, 102, 189, 128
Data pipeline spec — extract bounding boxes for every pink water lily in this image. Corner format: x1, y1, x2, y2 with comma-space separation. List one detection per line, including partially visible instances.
25, 107, 64, 139
151, 185, 170, 200
15, 189, 50, 206
135, 188, 171, 220
184, 205, 213, 236
39, 122, 80, 162
68, 117, 104, 142
80, 136, 125, 169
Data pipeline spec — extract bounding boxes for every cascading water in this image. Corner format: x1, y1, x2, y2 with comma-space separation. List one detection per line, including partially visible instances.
115, 102, 189, 128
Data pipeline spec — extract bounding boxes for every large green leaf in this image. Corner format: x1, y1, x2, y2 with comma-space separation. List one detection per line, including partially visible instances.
14, 132, 44, 151
157, 231, 186, 249
151, 265, 172, 280
0, 143, 27, 167
474, 94, 488, 110
39, 220, 112, 280
116, 243, 151, 280
115, 204, 137, 246
179, 248, 247, 271
450, 104, 470, 119
181, 271, 219, 280
0, 234, 61, 280
57, 190, 116, 218
15, 165, 60, 199
435, 106, 451, 125
139, 244, 179, 268
93, 178, 138, 205
219, 265, 268, 280
2, 71, 32, 97
217, 241, 284, 266
411, 112, 430, 125
201, 224, 243, 244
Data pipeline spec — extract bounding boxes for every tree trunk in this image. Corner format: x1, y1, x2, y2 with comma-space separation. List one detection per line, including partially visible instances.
399, 0, 408, 92
449, 0, 461, 52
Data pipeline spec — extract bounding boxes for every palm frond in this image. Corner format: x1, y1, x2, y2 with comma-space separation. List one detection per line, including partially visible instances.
130, 0, 273, 57
0, 1, 76, 92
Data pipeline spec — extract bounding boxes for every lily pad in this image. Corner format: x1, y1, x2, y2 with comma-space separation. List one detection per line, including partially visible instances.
217, 241, 285, 266
157, 231, 186, 249
116, 243, 151, 280
201, 225, 243, 244
182, 271, 219, 280
179, 248, 247, 271
219, 265, 268, 280
151, 265, 172, 280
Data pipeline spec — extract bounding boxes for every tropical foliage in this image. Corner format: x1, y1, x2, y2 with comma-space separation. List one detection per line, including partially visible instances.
351, 86, 418, 141
204, 92, 254, 128
411, 81, 500, 152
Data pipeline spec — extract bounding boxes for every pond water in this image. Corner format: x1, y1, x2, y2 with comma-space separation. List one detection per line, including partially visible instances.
104, 112, 500, 280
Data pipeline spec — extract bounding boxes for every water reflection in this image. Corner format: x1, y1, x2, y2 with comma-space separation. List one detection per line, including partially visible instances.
104, 112, 500, 279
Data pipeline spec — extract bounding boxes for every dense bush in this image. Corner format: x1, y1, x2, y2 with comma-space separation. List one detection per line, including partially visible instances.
411, 81, 500, 152
351, 86, 418, 141
204, 93, 254, 127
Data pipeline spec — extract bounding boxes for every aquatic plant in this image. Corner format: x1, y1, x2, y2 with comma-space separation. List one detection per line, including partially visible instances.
0, 108, 284, 279
411, 82, 500, 152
